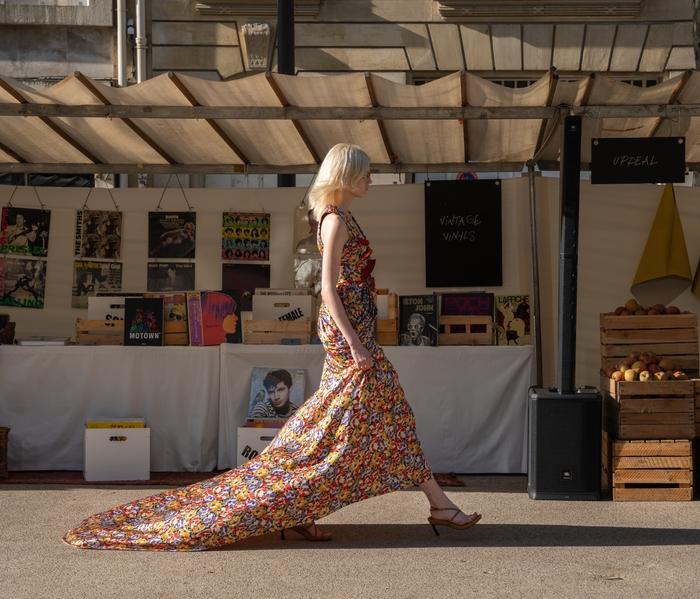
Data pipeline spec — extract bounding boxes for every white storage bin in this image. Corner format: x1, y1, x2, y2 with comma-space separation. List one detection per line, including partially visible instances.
236, 427, 279, 467
84, 428, 150, 481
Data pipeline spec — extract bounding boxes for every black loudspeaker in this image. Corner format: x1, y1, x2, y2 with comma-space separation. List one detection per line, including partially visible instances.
528, 387, 602, 500
558, 115, 582, 394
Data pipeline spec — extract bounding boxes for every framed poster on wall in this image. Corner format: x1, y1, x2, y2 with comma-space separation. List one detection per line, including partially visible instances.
424, 180, 502, 287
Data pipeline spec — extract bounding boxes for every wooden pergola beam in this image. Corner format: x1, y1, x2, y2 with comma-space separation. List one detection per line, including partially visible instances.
6, 103, 700, 120
648, 69, 693, 138
533, 68, 559, 160
0, 139, 28, 164
264, 73, 321, 164
167, 72, 250, 165
0, 76, 101, 164
73, 71, 176, 165
460, 70, 469, 163
365, 73, 397, 164
0, 161, 527, 175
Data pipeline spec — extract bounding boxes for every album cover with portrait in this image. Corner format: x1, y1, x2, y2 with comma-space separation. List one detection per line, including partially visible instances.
0, 207, 51, 257
148, 212, 196, 259
72, 260, 123, 309
222, 212, 270, 261
0, 256, 47, 309
399, 294, 438, 347
247, 367, 307, 420
201, 290, 242, 345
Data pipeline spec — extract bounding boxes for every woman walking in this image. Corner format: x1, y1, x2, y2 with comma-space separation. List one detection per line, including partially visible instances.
63, 143, 481, 551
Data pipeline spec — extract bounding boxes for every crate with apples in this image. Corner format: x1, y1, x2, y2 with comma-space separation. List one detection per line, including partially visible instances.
600, 301, 698, 375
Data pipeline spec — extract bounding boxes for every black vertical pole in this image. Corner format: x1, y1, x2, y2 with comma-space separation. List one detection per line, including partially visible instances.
557, 115, 582, 394
277, 0, 295, 188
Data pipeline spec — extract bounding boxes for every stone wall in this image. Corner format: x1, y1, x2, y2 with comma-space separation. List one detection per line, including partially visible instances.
149, 0, 697, 79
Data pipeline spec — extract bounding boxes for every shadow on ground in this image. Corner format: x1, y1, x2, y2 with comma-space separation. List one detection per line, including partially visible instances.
212, 523, 700, 551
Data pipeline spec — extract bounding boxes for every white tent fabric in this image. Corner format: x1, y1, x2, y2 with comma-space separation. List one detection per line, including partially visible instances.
1, 69, 699, 172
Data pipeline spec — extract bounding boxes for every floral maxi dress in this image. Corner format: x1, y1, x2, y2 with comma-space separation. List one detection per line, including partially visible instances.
63, 204, 433, 551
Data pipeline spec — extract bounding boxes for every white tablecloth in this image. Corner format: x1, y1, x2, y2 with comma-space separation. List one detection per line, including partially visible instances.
0, 346, 221, 471
219, 344, 532, 473
0, 343, 531, 473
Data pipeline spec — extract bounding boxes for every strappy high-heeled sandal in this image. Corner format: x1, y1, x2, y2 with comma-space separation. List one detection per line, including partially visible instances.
280, 523, 333, 542
428, 506, 481, 536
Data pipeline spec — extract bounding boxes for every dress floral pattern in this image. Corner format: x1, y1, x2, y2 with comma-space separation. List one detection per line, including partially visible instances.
63, 204, 432, 551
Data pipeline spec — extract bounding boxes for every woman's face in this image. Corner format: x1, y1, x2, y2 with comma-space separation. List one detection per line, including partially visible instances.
352, 171, 372, 197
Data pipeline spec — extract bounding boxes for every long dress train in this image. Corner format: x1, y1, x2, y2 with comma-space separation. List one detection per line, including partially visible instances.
63, 204, 433, 550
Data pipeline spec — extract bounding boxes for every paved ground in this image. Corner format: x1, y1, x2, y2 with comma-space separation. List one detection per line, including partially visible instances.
1, 476, 698, 599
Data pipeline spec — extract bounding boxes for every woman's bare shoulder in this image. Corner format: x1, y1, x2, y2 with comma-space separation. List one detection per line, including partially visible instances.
320, 212, 348, 244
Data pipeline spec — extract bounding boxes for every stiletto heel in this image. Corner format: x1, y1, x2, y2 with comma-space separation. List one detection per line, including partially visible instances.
430, 523, 439, 536
280, 529, 285, 540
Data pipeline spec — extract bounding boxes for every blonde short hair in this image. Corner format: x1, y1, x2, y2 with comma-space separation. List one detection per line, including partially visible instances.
308, 143, 370, 222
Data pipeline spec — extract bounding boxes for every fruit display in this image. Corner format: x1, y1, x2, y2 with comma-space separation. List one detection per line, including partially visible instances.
610, 298, 685, 316
603, 350, 690, 382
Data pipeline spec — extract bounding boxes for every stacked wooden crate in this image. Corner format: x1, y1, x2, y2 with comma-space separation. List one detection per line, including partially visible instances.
600, 312, 698, 501
375, 292, 398, 346
75, 319, 123, 345
242, 318, 312, 345
438, 316, 493, 346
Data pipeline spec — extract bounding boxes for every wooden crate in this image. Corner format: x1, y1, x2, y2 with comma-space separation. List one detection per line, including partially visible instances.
243, 318, 311, 345
600, 313, 699, 373
601, 429, 611, 497
438, 315, 493, 346
694, 379, 700, 439
164, 320, 188, 346
603, 377, 696, 440
612, 439, 693, 501
376, 319, 398, 346
75, 318, 123, 346
375, 292, 398, 345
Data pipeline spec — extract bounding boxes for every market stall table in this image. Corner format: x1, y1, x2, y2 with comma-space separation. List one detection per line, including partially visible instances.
219, 343, 532, 473
0, 345, 221, 472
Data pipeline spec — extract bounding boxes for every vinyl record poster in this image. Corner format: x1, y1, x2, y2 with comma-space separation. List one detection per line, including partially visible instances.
0, 256, 47, 309
148, 212, 196, 259
222, 212, 270, 261
221, 262, 271, 311
75, 209, 122, 259
147, 262, 195, 292
72, 260, 123, 309
0, 207, 51, 257
424, 180, 502, 287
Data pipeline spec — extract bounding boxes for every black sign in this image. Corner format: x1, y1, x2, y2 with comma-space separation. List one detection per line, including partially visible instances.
591, 137, 685, 184
424, 180, 502, 287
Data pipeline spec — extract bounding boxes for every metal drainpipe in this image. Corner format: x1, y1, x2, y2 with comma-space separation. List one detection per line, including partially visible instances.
135, 0, 147, 84
116, 0, 127, 188
116, 0, 127, 86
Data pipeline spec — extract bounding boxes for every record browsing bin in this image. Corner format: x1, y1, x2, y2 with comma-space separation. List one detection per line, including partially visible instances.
375, 291, 398, 346
438, 315, 493, 346
242, 318, 312, 345
75, 318, 123, 345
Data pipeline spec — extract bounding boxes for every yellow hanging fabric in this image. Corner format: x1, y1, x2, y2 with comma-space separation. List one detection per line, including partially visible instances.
631, 183, 692, 306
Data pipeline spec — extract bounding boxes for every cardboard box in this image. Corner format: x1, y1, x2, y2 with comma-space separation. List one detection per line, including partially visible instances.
84, 428, 150, 481
236, 427, 279, 467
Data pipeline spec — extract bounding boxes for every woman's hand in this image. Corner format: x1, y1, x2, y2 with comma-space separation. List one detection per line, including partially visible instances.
350, 341, 373, 371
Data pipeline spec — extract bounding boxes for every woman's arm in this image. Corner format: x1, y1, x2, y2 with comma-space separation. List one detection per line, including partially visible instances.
320, 214, 373, 370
